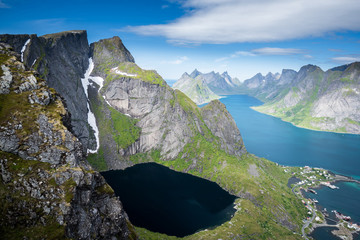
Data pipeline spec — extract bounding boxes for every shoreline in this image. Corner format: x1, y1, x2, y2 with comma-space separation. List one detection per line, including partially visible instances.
251, 106, 360, 136
288, 166, 360, 239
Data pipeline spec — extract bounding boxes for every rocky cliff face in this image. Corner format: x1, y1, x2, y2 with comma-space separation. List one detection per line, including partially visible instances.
201, 100, 244, 156
0, 42, 135, 239
0, 31, 93, 152
86, 38, 245, 170
242, 63, 360, 134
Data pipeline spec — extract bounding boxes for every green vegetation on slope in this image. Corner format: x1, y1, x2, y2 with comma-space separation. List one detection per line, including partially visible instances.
115, 62, 166, 86
130, 133, 306, 239
87, 85, 141, 171
126, 92, 306, 239
110, 107, 140, 150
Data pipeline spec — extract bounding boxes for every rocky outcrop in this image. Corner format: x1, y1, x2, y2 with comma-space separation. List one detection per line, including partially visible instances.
0, 42, 135, 239
0, 31, 93, 152
201, 100, 245, 156
90, 36, 134, 77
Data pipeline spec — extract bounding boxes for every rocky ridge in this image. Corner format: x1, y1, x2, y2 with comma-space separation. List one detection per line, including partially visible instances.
0, 42, 135, 239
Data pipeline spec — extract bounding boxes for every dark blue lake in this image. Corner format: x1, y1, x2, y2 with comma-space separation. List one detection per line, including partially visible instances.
101, 163, 236, 237
219, 95, 360, 180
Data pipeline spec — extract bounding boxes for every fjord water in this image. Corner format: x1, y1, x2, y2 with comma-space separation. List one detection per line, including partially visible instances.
219, 94, 360, 237
102, 163, 236, 237
219, 95, 360, 180
304, 181, 360, 224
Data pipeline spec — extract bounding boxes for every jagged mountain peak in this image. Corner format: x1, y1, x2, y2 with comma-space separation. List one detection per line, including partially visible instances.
181, 72, 191, 78
190, 68, 201, 78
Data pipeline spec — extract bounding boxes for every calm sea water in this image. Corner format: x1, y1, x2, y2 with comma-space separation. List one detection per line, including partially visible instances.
102, 163, 236, 237
219, 95, 360, 180
304, 181, 360, 224
310, 227, 341, 240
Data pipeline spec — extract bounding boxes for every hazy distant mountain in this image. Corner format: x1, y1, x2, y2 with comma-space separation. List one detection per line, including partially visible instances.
241, 63, 360, 134
173, 71, 220, 104
199, 70, 241, 95
173, 69, 242, 104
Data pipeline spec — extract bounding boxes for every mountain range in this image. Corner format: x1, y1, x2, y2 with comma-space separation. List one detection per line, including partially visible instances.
240, 63, 360, 134
0, 31, 306, 239
174, 63, 360, 134
173, 69, 241, 104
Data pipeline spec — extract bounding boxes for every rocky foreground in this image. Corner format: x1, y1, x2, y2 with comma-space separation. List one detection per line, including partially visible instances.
0, 41, 135, 239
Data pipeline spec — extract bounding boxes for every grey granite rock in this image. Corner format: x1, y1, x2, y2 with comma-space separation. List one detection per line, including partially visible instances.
0, 31, 92, 152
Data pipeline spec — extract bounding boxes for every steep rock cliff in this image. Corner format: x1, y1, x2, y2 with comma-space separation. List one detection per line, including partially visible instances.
0, 31, 93, 152
0, 42, 135, 239
201, 100, 244, 156
85, 37, 245, 170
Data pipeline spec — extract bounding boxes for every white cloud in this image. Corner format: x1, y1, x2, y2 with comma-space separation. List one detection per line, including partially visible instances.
304, 55, 313, 59
332, 56, 360, 63
252, 47, 304, 55
124, 0, 360, 44
0, 0, 10, 8
216, 50, 255, 62
233, 51, 256, 57
216, 47, 304, 62
163, 56, 189, 64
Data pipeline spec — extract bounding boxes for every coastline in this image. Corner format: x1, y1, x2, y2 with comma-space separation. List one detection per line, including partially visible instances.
250, 106, 360, 136
287, 165, 360, 239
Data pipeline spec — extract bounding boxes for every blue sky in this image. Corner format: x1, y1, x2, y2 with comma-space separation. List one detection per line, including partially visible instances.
1, 0, 360, 80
